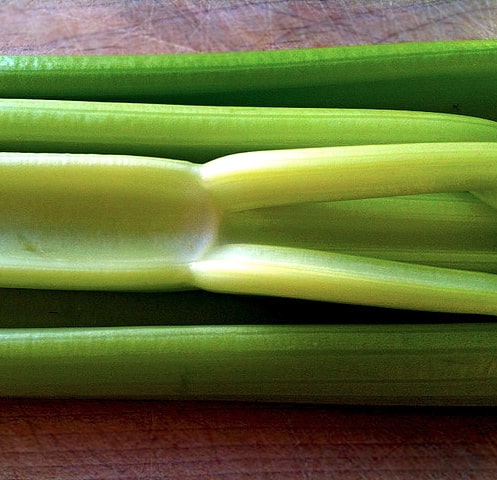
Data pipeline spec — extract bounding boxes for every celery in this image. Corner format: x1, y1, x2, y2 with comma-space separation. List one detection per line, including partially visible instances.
2, 40, 497, 403
2, 40, 497, 121
1, 99, 497, 162
1, 323, 496, 405
2, 144, 497, 315
221, 192, 497, 273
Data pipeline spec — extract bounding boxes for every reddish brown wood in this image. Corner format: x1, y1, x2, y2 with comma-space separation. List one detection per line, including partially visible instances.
1, 400, 497, 479
0, 0, 495, 55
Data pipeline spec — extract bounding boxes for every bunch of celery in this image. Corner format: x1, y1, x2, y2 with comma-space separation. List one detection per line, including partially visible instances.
1, 40, 497, 404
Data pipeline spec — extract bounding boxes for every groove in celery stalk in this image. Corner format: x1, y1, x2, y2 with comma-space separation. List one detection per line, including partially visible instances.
220, 193, 497, 273
472, 190, 497, 211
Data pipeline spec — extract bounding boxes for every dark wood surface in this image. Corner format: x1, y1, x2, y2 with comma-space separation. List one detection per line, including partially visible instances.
2, 1, 497, 478
3, 399, 497, 479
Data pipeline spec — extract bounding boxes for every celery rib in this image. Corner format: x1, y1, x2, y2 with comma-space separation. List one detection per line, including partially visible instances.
203, 142, 497, 211
1, 324, 497, 404
2, 40, 497, 122
2, 145, 497, 316
2, 99, 497, 162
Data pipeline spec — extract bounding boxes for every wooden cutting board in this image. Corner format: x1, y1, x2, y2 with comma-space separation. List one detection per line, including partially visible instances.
0, 0, 494, 55
1, 1, 497, 479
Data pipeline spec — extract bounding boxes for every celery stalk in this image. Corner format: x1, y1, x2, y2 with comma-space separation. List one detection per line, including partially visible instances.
1, 323, 496, 405
2, 145, 497, 315
2, 99, 497, 162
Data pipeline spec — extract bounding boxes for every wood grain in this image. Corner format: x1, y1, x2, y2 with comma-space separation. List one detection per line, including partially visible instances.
2, 1, 497, 478
0, 0, 496, 54
2, 400, 497, 479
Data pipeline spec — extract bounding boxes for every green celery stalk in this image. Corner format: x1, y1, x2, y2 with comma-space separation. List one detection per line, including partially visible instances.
1, 98, 497, 162
221, 192, 497, 274
1, 40, 497, 121
1, 323, 496, 405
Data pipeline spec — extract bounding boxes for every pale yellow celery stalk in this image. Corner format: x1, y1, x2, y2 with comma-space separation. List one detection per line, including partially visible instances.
201, 142, 497, 211
2, 143, 497, 315
191, 244, 497, 315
